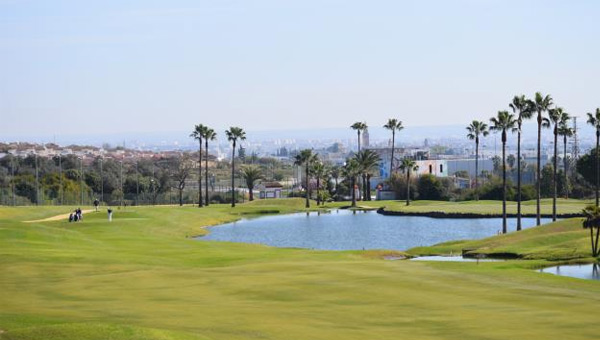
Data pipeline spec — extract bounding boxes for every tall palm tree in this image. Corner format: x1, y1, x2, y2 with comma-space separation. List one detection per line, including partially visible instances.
587, 108, 600, 207
239, 165, 262, 201
190, 124, 204, 207
355, 149, 381, 201
225, 127, 246, 207
548, 107, 569, 221
350, 122, 368, 152
558, 118, 574, 199
294, 149, 318, 208
530, 92, 553, 225
490, 110, 517, 234
509, 95, 533, 231
342, 158, 361, 207
399, 158, 419, 206
312, 161, 329, 206
466, 120, 489, 201
383, 119, 403, 177
200, 126, 217, 206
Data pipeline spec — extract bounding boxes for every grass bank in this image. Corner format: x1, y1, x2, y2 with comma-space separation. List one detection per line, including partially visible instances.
1, 199, 599, 339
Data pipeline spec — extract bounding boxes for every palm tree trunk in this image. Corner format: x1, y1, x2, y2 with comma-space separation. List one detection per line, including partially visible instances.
536, 113, 542, 226
502, 132, 507, 234
198, 140, 203, 207
362, 174, 369, 201
351, 177, 356, 207
249, 185, 254, 201
596, 130, 600, 206
563, 135, 568, 199
305, 164, 310, 208
594, 228, 600, 256
475, 138, 479, 201
390, 131, 395, 178
316, 177, 321, 205
231, 141, 236, 208
553, 126, 558, 221
406, 172, 410, 206
367, 174, 372, 201
590, 227, 596, 257
517, 125, 522, 231
205, 139, 210, 206
357, 131, 361, 152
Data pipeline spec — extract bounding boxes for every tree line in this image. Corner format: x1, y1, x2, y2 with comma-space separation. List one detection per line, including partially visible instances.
467, 93, 600, 233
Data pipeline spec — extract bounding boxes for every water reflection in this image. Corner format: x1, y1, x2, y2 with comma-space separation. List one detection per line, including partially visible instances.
539, 263, 600, 281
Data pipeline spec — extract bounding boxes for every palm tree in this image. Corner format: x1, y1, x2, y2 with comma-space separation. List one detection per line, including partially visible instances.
225, 127, 246, 207
350, 122, 368, 152
383, 119, 403, 177
587, 108, 600, 207
330, 165, 341, 198
399, 158, 418, 206
530, 92, 553, 225
239, 165, 262, 201
200, 126, 217, 206
190, 124, 205, 207
466, 120, 489, 201
342, 158, 361, 207
558, 119, 574, 199
294, 149, 318, 208
548, 107, 569, 221
355, 149, 381, 201
312, 161, 329, 206
490, 111, 517, 234
509, 95, 533, 230
582, 205, 600, 257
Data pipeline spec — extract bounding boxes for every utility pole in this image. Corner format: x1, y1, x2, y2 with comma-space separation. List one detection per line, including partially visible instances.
58, 154, 63, 205
151, 163, 155, 205
80, 156, 84, 206
136, 160, 139, 206
572, 116, 580, 161
120, 159, 123, 208
11, 156, 16, 206
100, 157, 104, 205
35, 153, 39, 205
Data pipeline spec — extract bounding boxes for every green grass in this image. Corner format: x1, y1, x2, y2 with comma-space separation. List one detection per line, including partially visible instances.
321, 198, 592, 215
1, 199, 600, 339
408, 217, 595, 261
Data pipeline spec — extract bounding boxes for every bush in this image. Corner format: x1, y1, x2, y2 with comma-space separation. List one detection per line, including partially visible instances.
418, 174, 451, 201
385, 173, 417, 200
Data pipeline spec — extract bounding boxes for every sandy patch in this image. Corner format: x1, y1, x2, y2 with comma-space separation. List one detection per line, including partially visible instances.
23, 209, 95, 223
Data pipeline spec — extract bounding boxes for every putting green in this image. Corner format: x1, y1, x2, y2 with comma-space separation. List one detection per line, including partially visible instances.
1, 199, 599, 339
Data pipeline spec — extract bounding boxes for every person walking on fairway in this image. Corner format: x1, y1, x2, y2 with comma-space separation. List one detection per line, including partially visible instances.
94, 199, 99, 212
107, 207, 113, 222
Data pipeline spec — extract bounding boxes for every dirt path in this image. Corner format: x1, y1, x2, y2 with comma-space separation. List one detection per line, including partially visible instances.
23, 209, 95, 223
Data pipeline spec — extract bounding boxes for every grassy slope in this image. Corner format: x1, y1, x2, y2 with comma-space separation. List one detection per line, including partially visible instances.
408, 217, 594, 261
1, 199, 600, 339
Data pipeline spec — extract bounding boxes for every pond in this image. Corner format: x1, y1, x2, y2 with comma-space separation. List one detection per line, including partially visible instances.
199, 210, 551, 251
539, 264, 600, 281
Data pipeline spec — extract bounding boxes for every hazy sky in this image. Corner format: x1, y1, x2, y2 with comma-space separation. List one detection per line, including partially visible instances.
1, 0, 599, 137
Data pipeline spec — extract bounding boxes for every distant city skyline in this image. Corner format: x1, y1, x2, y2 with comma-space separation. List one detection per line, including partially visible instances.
1, 1, 599, 136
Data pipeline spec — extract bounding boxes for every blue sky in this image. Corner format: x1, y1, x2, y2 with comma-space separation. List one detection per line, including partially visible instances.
1, 0, 599, 137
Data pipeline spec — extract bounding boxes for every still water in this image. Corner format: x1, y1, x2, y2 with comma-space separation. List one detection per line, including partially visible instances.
539, 264, 600, 281
199, 210, 550, 251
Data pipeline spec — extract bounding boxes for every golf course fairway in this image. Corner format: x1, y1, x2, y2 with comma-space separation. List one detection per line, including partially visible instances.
1, 199, 599, 339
